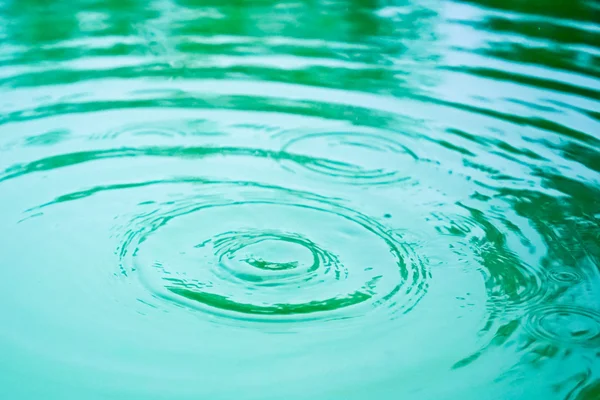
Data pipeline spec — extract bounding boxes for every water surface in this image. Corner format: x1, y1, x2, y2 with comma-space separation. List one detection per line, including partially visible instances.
0, 0, 599, 399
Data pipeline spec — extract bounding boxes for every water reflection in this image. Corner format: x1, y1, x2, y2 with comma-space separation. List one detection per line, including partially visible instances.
0, 0, 598, 399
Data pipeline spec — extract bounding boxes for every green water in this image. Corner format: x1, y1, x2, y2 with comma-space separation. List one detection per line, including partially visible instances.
0, 0, 599, 398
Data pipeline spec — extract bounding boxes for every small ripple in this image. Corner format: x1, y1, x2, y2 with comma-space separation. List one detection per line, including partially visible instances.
430, 205, 549, 314
94, 119, 224, 141
548, 269, 583, 284
279, 130, 419, 186
525, 305, 600, 347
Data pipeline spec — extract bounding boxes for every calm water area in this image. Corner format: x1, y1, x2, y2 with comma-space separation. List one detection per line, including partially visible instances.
0, 0, 599, 399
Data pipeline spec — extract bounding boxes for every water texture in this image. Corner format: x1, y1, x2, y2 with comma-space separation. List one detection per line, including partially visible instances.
0, 0, 599, 399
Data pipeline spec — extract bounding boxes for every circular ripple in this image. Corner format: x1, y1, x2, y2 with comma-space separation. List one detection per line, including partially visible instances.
96, 119, 223, 141
426, 210, 548, 314
548, 269, 582, 284
280, 131, 419, 185
118, 181, 427, 322
526, 305, 600, 347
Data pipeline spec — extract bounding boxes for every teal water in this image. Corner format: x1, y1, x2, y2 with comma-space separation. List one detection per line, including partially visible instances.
0, 0, 599, 399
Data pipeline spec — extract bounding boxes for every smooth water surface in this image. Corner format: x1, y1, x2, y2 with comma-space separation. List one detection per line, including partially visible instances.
0, 0, 599, 399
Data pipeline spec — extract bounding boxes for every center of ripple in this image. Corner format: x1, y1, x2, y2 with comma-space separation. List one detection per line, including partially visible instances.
195, 229, 323, 284
239, 240, 306, 271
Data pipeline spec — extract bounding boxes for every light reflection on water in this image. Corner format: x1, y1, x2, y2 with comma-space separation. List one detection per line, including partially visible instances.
0, 0, 598, 399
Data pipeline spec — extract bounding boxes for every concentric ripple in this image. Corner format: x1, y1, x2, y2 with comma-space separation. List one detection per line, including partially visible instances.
118, 182, 427, 322
548, 269, 583, 284
525, 305, 600, 347
279, 130, 419, 185
0, 0, 599, 398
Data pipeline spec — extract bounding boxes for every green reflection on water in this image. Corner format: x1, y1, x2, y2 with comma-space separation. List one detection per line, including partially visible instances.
0, 0, 598, 399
